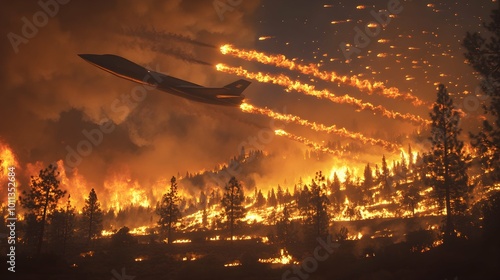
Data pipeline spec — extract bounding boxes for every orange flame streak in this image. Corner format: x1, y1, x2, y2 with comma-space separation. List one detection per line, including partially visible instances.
219, 44, 427, 107
274, 129, 344, 156
240, 102, 400, 151
217, 63, 430, 126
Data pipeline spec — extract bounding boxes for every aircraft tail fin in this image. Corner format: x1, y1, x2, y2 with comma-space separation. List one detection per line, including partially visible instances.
223, 79, 251, 95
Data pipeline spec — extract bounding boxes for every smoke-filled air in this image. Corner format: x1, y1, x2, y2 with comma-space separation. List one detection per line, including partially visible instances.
1, 0, 500, 279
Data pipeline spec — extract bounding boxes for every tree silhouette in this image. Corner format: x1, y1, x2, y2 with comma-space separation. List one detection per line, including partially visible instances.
425, 84, 471, 242
156, 176, 181, 244
20, 164, 66, 254
49, 194, 76, 255
276, 205, 298, 249
299, 171, 330, 241
401, 184, 422, 217
329, 172, 342, 217
254, 189, 266, 208
81, 188, 103, 244
463, 4, 500, 184
267, 188, 277, 207
363, 163, 374, 203
381, 155, 392, 198
221, 176, 246, 241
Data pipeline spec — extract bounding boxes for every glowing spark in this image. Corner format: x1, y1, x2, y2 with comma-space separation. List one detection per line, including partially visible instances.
219, 44, 427, 107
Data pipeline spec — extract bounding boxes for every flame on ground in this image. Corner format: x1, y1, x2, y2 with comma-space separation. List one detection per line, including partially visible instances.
217, 64, 430, 126
258, 248, 298, 265
219, 44, 427, 107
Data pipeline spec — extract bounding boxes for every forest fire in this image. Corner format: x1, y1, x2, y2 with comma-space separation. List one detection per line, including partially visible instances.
105, 174, 151, 210
3, 2, 500, 279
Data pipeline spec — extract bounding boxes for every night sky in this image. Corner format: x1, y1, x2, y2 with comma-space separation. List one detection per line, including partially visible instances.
0, 0, 497, 208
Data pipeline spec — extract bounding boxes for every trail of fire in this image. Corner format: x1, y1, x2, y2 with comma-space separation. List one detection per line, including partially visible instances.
220, 44, 427, 107
240, 102, 401, 151
274, 129, 343, 156
217, 64, 430, 126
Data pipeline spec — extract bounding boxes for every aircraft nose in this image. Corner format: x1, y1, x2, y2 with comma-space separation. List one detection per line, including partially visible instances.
78, 54, 101, 64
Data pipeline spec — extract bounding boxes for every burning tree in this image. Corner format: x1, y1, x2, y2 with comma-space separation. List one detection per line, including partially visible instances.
81, 188, 103, 243
463, 4, 500, 184
425, 84, 471, 242
221, 176, 246, 241
20, 164, 66, 254
156, 176, 181, 244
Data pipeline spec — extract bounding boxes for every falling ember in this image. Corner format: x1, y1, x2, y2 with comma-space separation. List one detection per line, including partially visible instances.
239, 102, 400, 151
331, 19, 352, 24
217, 63, 430, 126
274, 129, 343, 156
218, 44, 427, 107
258, 36, 275, 41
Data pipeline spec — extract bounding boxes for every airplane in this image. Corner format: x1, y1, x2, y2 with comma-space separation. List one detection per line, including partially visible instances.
78, 54, 250, 106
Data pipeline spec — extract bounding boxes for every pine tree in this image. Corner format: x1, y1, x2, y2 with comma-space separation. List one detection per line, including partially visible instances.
267, 188, 277, 207
49, 194, 76, 255
400, 152, 408, 183
276, 205, 298, 249
277, 185, 284, 205
401, 184, 421, 217
425, 84, 471, 242
381, 155, 391, 198
20, 164, 66, 254
463, 4, 500, 184
156, 176, 181, 244
299, 171, 330, 241
221, 177, 246, 241
363, 164, 374, 189
254, 189, 266, 208
330, 172, 341, 202
82, 188, 103, 244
